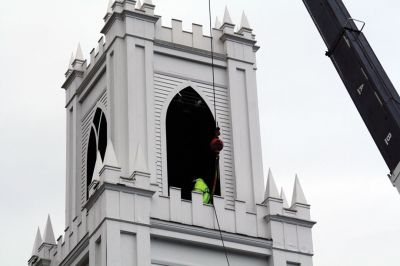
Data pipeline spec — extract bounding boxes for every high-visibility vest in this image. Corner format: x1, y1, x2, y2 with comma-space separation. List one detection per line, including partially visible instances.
193, 178, 210, 204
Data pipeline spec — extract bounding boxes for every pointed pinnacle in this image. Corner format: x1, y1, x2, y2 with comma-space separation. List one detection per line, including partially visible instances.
68, 53, 74, 69
107, 0, 113, 13
240, 11, 251, 29
43, 215, 56, 245
31, 227, 42, 256
75, 43, 84, 61
92, 151, 104, 181
134, 143, 147, 172
215, 16, 222, 29
281, 188, 289, 208
264, 169, 280, 199
223, 6, 233, 25
135, 0, 142, 9
291, 174, 308, 206
104, 139, 119, 168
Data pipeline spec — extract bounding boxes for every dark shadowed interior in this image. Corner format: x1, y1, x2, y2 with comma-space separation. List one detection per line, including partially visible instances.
86, 108, 108, 199
166, 87, 220, 201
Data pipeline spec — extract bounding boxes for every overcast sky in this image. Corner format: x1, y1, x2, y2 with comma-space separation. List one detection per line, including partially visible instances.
1, 0, 400, 265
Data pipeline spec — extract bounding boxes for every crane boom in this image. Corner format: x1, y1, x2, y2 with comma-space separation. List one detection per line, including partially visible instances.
301, 0, 400, 192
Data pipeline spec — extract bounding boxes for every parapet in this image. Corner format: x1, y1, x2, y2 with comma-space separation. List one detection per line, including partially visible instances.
62, 0, 258, 94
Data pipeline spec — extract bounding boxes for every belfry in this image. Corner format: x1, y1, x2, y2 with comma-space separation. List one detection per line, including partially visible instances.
28, 1, 316, 265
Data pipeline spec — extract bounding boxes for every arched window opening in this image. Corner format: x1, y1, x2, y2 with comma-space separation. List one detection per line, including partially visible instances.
166, 87, 220, 201
86, 108, 108, 199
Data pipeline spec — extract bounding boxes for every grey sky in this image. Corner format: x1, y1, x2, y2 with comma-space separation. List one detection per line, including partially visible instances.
1, 0, 400, 265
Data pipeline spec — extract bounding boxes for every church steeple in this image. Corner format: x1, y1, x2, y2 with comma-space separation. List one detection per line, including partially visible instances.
30, 1, 315, 265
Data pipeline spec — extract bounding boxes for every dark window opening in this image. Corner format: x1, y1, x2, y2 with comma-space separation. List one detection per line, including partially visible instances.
166, 87, 220, 201
93, 109, 102, 131
98, 116, 108, 161
86, 108, 108, 199
87, 127, 97, 191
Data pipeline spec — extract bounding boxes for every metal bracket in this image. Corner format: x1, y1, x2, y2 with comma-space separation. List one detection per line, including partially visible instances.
325, 18, 366, 57
344, 18, 366, 32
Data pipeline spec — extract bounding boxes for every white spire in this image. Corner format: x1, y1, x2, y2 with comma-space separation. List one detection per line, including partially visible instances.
240, 11, 251, 29
104, 139, 119, 168
215, 16, 222, 29
281, 188, 289, 208
134, 143, 147, 172
75, 43, 84, 61
223, 6, 233, 25
43, 215, 56, 245
31, 227, 42, 256
92, 151, 104, 182
264, 169, 280, 199
107, 0, 113, 13
291, 174, 308, 206
68, 53, 74, 70
135, 0, 142, 9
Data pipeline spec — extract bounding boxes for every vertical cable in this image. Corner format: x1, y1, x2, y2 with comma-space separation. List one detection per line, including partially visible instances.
208, 1, 230, 265
213, 203, 231, 266
208, 0, 217, 126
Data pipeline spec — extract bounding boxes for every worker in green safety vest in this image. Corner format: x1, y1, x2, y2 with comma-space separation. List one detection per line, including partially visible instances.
193, 178, 210, 204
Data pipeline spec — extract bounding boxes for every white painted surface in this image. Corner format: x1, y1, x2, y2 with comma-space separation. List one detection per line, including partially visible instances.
28, 2, 315, 266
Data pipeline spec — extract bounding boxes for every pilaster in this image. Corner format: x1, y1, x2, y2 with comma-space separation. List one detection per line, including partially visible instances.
223, 27, 263, 211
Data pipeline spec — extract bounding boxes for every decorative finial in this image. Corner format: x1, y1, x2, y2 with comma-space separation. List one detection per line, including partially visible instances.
291, 174, 308, 206
223, 6, 233, 25
281, 188, 289, 208
68, 53, 74, 70
103, 139, 119, 168
43, 215, 56, 245
92, 151, 104, 182
134, 143, 147, 173
135, 0, 142, 9
107, 0, 114, 14
239, 11, 251, 30
31, 227, 42, 256
264, 169, 280, 200
75, 43, 84, 62
215, 16, 222, 29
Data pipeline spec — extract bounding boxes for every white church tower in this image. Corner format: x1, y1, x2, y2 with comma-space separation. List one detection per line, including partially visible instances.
29, 1, 316, 265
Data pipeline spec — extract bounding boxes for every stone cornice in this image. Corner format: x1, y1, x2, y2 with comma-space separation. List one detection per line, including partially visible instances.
265, 214, 316, 228
58, 235, 89, 266
153, 70, 227, 89
84, 182, 156, 211
28, 255, 38, 265
32, 258, 51, 266
61, 70, 84, 90
101, 9, 159, 35
38, 242, 56, 252
154, 39, 227, 62
220, 32, 257, 47
151, 219, 273, 250
273, 246, 314, 257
